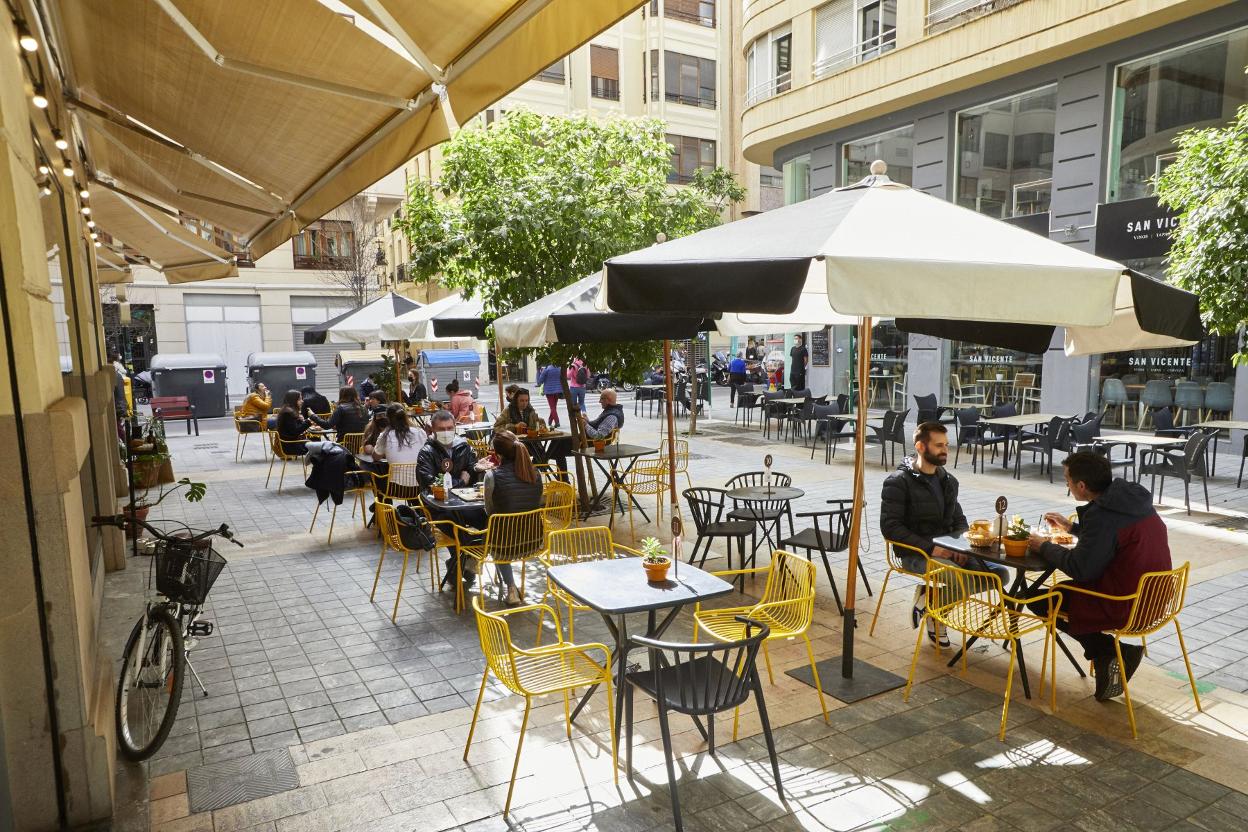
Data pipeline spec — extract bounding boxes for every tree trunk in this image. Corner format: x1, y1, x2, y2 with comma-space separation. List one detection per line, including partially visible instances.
561, 373, 597, 514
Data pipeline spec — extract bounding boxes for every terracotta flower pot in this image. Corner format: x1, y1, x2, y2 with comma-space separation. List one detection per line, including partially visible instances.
593, 440, 606, 454
123, 504, 150, 538
1003, 537, 1029, 558
643, 558, 671, 583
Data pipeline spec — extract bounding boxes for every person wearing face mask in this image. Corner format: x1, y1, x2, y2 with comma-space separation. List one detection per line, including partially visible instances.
417, 410, 478, 489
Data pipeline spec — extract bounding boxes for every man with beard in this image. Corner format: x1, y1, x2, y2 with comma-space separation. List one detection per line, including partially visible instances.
880, 422, 1008, 647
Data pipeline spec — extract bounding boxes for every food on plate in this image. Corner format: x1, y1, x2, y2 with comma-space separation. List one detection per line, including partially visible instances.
1050, 531, 1074, 545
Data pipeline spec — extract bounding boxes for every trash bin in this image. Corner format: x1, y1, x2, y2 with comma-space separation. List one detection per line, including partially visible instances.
150, 353, 229, 417
336, 350, 389, 394
246, 351, 317, 399
416, 349, 482, 402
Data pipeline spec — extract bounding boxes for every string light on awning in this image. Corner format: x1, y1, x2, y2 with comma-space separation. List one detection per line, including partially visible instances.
32, 85, 48, 108
60, 160, 73, 176
17, 22, 37, 52
54, 131, 69, 151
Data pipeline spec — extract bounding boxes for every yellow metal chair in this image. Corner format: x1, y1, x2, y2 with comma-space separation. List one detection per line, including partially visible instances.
467, 436, 491, 460
232, 410, 266, 461
659, 437, 693, 490
539, 526, 641, 640
1057, 563, 1201, 739
265, 432, 309, 492
541, 480, 577, 532
611, 452, 667, 542
464, 596, 616, 816
535, 462, 572, 485
693, 550, 829, 737
453, 508, 549, 613
903, 561, 1061, 740
374, 462, 423, 504
370, 503, 438, 621
869, 539, 932, 637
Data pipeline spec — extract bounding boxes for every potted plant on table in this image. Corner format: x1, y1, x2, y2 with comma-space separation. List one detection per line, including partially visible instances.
1002, 515, 1030, 558
640, 536, 672, 583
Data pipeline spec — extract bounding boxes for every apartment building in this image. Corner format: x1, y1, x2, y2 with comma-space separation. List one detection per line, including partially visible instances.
737, 0, 1247, 420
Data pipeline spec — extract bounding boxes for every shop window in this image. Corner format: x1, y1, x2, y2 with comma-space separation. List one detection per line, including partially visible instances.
1107, 26, 1248, 203
947, 342, 1043, 405
955, 84, 1056, 219
843, 124, 913, 185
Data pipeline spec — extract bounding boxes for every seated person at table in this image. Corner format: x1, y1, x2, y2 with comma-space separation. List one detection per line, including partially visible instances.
880, 421, 1008, 647
275, 390, 317, 455
493, 387, 546, 433
300, 386, 332, 418
402, 369, 428, 406
359, 375, 377, 401
1027, 452, 1166, 701
580, 388, 623, 441
417, 410, 478, 488
505, 383, 521, 404
372, 404, 428, 489
446, 379, 477, 423
365, 389, 388, 415
237, 382, 270, 430
310, 386, 371, 437
482, 430, 544, 606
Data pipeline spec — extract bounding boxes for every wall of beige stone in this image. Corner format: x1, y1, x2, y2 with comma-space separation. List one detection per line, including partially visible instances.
0, 13, 121, 828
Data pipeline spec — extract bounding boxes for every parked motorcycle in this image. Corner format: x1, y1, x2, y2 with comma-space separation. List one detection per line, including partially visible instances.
710, 351, 730, 386
586, 372, 635, 393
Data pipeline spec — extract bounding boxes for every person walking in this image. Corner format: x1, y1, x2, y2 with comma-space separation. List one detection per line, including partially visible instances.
567, 357, 589, 416
789, 334, 809, 391
536, 362, 564, 428
728, 351, 748, 405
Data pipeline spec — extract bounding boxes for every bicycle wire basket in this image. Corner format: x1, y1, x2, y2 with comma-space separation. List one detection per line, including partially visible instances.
154, 537, 227, 606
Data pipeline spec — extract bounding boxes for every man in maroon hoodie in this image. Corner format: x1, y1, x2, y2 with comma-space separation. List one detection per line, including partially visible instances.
1028, 452, 1171, 701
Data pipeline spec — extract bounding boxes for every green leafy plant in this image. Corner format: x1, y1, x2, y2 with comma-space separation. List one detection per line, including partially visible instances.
394, 110, 745, 382
371, 354, 399, 403
131, 478, 207, 511
1155, 90, 1248, 366
1005, 515, 1030, 541
640, 536, 670, 564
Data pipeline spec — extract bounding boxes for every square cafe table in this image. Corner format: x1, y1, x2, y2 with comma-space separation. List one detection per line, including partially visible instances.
930, 534, 1086, 699
548, 557, 734, 736
1193, 420, 1248, 475
571, 444, 659, 524
980, 412, 1065, 468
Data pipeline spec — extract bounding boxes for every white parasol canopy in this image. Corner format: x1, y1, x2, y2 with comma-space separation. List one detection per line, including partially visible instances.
379, 292, 467, 342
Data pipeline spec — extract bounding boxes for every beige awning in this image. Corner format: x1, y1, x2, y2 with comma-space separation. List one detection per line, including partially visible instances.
90, 187, 238, 283
55, 0, 643, 259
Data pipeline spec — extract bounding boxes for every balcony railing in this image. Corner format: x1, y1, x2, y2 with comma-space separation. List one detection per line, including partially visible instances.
665, 7, 715, 27
665, 91, 716, 109
745, 71, 791, 106
293, 253, 350, 271
812, 31, 896, 80
927, 0, 1022, 32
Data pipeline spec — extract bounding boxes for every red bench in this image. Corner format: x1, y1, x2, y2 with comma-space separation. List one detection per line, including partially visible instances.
151, 395, 199, 436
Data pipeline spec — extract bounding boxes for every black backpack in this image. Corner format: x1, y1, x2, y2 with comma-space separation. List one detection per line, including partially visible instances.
575, 364, 589, 385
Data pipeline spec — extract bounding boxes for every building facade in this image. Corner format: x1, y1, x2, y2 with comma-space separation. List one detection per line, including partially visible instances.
738, 0, 1248, 424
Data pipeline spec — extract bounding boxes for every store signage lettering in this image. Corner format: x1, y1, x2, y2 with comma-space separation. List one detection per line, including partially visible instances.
962, 354, 1014, 364
1128, 356, 1190, 369
1094, 196, 1179, 261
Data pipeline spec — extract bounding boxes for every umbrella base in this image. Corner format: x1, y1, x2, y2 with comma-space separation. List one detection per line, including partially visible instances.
787, 658, 906, 704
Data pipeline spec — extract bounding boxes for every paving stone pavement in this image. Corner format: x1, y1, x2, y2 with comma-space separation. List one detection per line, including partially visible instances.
105, 397, 1248, 831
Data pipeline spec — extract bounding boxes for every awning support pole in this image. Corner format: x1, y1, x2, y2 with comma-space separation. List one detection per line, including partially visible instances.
843, 316, 871, 678
664, 339, 678, 521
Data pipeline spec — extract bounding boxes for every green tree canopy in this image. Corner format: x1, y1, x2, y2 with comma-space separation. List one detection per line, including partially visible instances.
394, 110, 744, 379
1155, 95, 1248, 363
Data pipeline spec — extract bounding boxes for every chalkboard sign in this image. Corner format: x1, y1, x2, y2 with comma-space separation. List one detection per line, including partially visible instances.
811, 326, 831, 367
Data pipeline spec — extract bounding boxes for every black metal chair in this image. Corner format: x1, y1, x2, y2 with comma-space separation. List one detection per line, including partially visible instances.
867, 408, 910, 469
913, 392, 953, 425
1151, 407, 1189, 439
1139, 430, 1215, 515
778, 500, 873, 614
624, 619, 783, 832
634, 384, 662, 418
810, 403, 852, 463
1238, 434, 1248, 488
785, 399, 819, 444
682, 488, 756, 577
761, 391, 788, 439
953, 408, 1004, 473
733, 384, 760, 427
725, 472, 795, 560
1012, 416, 1071, 482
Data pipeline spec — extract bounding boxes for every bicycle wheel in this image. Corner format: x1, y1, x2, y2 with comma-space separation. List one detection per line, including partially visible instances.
115, 606, 184, 761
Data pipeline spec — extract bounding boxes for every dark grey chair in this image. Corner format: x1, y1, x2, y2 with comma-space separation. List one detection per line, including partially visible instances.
1139, 430, 1215, 515
778, 500, 872, 614
624, 620, 782, 832
1013, 416, 1072, 482
810, 403, 852, 463
724, 471, 795, 562
953, 407, 1004, 473
682, 487, 755, 577
867, 408, 910, 469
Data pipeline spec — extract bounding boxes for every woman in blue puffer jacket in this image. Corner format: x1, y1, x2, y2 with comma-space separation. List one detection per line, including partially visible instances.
536, 363, 565, 428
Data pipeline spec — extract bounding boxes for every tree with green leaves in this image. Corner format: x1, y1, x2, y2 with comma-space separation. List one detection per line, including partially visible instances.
1155, 95, 1248, 365
394, 110, 744, 380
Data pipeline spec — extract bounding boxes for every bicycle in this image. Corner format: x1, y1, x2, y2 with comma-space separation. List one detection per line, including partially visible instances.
93, 514, 243, 761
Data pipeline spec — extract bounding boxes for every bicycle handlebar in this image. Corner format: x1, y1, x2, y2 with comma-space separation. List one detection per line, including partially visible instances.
91, 515, 244, 548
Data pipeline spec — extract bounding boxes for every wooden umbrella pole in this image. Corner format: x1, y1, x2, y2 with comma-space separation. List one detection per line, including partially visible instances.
394, 342, 404, 401
664, 340, 678, 517
842, 315, 872, 679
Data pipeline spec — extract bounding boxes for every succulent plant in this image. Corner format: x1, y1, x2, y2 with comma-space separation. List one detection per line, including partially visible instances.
639, 536, 669, 564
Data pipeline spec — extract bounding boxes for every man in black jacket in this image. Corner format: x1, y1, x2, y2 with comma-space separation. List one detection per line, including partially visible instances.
880, 422, 1007, 646
417, 410, 479, 488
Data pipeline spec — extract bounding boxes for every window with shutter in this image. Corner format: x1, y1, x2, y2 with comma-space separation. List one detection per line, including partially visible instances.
590, 45, 620, 100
